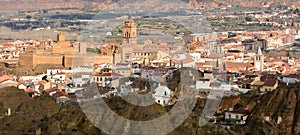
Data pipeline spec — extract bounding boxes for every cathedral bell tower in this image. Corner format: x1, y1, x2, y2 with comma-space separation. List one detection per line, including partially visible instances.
122, 18, 137, 44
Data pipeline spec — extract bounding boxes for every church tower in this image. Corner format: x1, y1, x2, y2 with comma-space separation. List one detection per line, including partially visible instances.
52, 33, 69, 55
122, 18, 137, 44
254, 47, 264, 72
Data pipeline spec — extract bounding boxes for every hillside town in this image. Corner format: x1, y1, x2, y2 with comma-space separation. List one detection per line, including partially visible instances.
0, 16, 300, 128
1, 0, 300, 134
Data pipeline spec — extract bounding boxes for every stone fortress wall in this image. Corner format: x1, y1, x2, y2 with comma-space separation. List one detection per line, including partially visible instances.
19, 33, 114, 69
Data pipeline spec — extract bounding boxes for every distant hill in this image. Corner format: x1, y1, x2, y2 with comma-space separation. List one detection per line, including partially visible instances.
0, 0, 299, 12
0, 0, 113, 11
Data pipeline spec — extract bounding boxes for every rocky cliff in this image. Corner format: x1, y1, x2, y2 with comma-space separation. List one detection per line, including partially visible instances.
0, 87, 234, 134
239, 83, 300, 135
0, 87, 60, 133
0, 82, 300, 134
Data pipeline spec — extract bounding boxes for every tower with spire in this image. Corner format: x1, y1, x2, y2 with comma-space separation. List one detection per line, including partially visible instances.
254, 47, 264, 72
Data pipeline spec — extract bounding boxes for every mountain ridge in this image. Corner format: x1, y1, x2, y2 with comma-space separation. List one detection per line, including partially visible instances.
0, 0, 299, 11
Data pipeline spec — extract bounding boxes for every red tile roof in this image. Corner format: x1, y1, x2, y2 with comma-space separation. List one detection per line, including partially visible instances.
0, 74, 13, 83
52, 92, 66, 98
210, 82, 221, 87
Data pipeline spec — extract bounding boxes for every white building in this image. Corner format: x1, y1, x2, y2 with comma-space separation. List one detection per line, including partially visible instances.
73, 66, 93, 73
91, 72, 123, 87
282, 74, 300, 84
152, 85, 173, 106
225, 109, 249, 121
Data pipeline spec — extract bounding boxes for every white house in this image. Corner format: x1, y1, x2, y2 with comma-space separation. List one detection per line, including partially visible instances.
47, 66, 65, 76
196, 81, 211, 90
150, 73, 165, 82
189, 53, 201, 62
91, 72, 123, 87
73, 66, 93, 73
113, 62, 131, 77
72, 74, 90, 87
172, 53, 195, 68
225, 109, 249, 122
19, 74, 46, 83
282, 74, 300, 84
152, 85, 173, 106
49, 73, 66, 83
73, 77, 89, 87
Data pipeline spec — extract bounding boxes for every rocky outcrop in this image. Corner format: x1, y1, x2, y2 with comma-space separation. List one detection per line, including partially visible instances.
0, 87, 31, 116
1, 82, 300, 135
0, 94, 59, 133
42, 101, 103, 134
241, 83, 300, 135
218, 90, 261, 111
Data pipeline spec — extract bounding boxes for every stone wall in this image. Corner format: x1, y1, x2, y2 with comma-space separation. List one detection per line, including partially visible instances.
19, 53, 36, 68
36, 55, 63, 66
64, 55, 113, 69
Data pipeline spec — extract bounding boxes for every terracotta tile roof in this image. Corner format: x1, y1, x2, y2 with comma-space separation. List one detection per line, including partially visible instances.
188, 42, 204, 51
0, 74, 13, 83
25, 88, 34, 92
210, 82, 221, 87
52, 92, 66, 98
